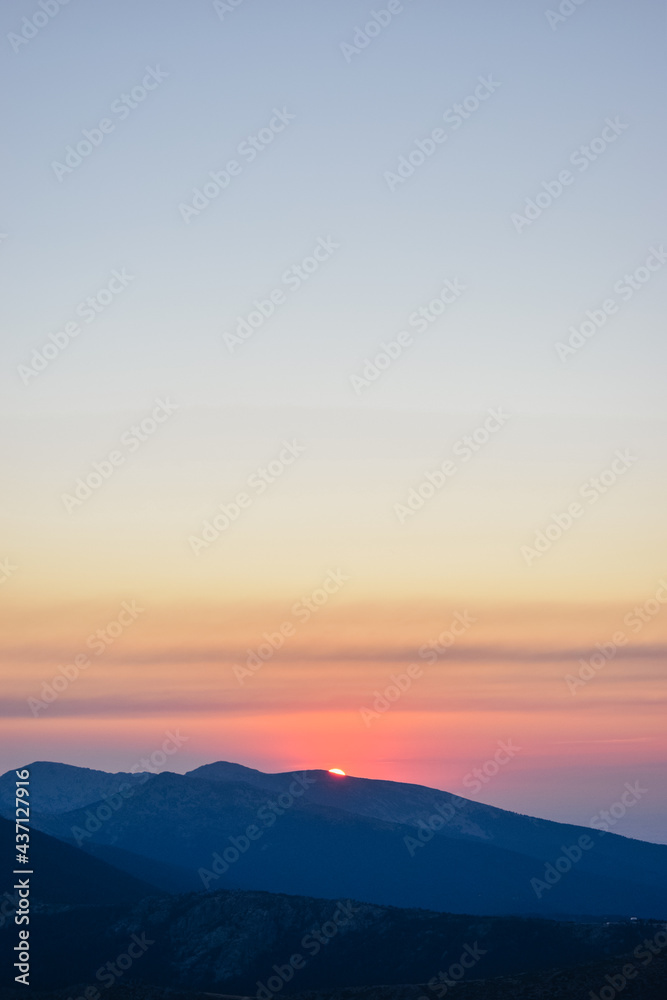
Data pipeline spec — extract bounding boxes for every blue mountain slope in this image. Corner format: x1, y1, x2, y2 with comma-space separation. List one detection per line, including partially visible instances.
19, 765, 667, 919
188, 763, 667, 889
0, 816, 158, 905
0, 760, 152, 816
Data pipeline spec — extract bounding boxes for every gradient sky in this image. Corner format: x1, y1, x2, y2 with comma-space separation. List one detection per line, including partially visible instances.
1, 0, 666, 843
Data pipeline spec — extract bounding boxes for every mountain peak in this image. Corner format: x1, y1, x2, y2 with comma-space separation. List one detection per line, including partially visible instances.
0, 759, 153, 816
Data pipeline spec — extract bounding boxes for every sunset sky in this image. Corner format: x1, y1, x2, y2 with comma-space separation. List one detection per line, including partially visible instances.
1, 0, 666, 843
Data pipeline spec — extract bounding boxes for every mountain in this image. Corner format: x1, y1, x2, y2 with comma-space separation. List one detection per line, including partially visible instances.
0, 761, 152, 816
81, 840, 205, 893
10, 760, 667, 920
0, 884, 664, 995
0, 816, 159, 906
188, 760, 665, 868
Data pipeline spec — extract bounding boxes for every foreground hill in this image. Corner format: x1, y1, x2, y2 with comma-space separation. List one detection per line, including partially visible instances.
11, 761, 667, 919
3, 949, 666, 999
289, 946, 667, 1000
0, 885, 664, 994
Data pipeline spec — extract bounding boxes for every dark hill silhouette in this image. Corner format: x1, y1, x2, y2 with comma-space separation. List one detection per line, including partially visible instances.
0, 885, 664, 995
0, 815, 160, 906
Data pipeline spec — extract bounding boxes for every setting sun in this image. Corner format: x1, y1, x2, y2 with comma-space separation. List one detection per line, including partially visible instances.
328, 768, 346, 775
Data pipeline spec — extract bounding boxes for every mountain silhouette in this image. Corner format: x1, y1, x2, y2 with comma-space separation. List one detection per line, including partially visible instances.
0, 815, 159, 906
3, 760, 665, 920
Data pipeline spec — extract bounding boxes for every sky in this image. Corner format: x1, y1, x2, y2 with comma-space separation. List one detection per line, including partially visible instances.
1, 0, 666, 843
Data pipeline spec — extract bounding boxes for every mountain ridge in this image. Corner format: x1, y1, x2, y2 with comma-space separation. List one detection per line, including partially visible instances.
5, 759, 666, 920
